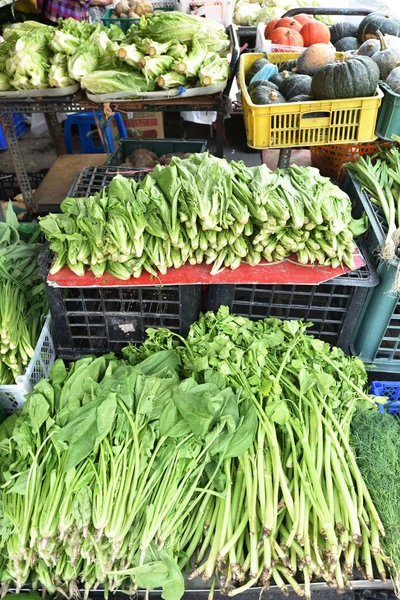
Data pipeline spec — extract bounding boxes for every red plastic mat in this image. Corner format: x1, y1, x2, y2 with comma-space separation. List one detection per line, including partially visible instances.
47, 249, 365, 288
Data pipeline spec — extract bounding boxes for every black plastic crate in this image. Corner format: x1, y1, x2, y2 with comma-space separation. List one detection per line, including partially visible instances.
205, 246, 378, 352
40, 241, 201, 360
67, 165, 140, 196
0, 170, 48, 201
44, 283, 201, 360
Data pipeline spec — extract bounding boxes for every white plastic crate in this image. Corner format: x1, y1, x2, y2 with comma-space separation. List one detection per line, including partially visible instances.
0, 315, 55, 415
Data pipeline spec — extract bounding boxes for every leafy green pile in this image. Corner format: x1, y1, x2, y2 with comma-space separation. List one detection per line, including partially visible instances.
351, 409, 400, 593
346, 146, 400, 291
39, 153, 362, 279
0, 13, 229, 94
0, 19, 123, 91
0, 346, 256, 597
0, 308, 388, 598
0, 204, 48, 384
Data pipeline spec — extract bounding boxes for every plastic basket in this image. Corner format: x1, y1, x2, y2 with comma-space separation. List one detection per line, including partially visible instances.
240, 53, 384, 149
0, 315, 55, 415
0, 113, 26, 151
102, 2, 176, 33
344, 171, 400, 372
375, 82, 400, 141
106, 138, 207, 166
310, 140, 394, 181
371, 381, 400, 414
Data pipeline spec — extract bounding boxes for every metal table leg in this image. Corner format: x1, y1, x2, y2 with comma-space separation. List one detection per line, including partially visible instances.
277, 148, 292, 169
0, 112, 36, 212
45, 111, 67, 156
215, 112, 224, 158
261, 148, 293, 168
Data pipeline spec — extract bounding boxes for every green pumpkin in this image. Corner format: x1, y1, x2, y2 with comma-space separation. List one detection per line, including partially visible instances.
311, 54, 380, 99
245, 58, 270, 85
330, 22, 359, 45
357, 38, 380, 57
387, 66, 400, 93
249, 87, 286, 105
269, 70, 293, 88
288, 94, 314, 102
358, 12, 400, 42
334, 37, 360, 52
248, 79, 279, 94
278, 59, 298, 73
280, 74, 312, 100
372, 32, 400, 79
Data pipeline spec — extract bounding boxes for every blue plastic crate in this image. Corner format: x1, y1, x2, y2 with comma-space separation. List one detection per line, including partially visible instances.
0, 114, 27, 150
371, 381, 400, 414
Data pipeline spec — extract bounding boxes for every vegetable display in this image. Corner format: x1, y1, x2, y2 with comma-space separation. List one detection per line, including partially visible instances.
0, 307, 389, 599
111, 0, 154, 19
0, 203, 48, 384
39, 153, 362, 280
245, 51, 380, 106
0, 13, 230, 94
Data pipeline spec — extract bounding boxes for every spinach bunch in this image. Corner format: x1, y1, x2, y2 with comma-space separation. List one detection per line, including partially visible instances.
0, 347, 256, 598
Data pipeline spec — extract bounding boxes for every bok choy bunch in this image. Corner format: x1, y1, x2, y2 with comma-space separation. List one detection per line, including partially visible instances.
39, 153, 364, 280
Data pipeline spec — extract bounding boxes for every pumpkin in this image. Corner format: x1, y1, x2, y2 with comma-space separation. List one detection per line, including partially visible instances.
268, 27, 304, 47
248, 62, 278, 85
278, 59, 298, 72
250, 87, 286, 105
295, 43, 335, 75
300, 21, 330, 46
330, 22, 359, 45
311, 54, 380, 99
334, 37, 361, 52
264, 18, 280, 40
269, 70, 293, 87
372, 32, 399, 80
288, 94, 314, 102
292, 13, 314, 27
248, 79, 279, 94
274, 17, 302, 32
387, 66, 400, 93
280, 74, 312, 100
357, 38, 380, 57
358, 12, 400, 42
245, 58, 269, 85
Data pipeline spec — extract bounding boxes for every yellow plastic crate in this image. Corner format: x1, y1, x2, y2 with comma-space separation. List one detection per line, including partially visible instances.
240, 53, 383, 149
266, 51, 303, 69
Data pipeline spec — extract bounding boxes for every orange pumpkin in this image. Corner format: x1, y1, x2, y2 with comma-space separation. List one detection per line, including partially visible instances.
300, 20, 330, 46
274, 17, 302, 32
269, 27, 304, 47
264, 18, 280, 39
292, 13, 314, 27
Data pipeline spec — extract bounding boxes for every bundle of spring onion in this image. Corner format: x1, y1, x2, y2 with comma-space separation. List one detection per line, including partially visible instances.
0, 308, 388, 598
39, 153, 365, 280
346, 146, 400, 288
0, 203, 48, 384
